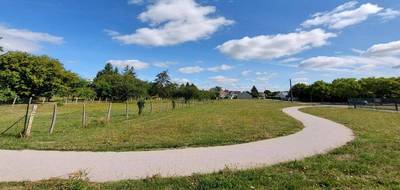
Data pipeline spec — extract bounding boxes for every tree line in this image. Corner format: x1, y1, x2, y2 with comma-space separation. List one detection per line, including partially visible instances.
290, 78, 400, 102
0, 51, 219, 103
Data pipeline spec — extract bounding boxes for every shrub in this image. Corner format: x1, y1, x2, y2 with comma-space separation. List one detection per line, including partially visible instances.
0, 87, 16, 103
137, 99, 145, 115
172, 100, 176, 109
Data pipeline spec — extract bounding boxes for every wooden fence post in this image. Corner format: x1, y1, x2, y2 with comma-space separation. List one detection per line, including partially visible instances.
22, 97, 32, 133
395, 102, 398, 112
12, 96, 17, 106
125, 101, 129, 119
150, 99, 153, 113
107, 102, 112, 122
22, 104, 37, 138
49, 104, 57, 134
82, 103, 87, 127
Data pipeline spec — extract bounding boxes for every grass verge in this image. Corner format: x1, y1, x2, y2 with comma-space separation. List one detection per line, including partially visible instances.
0, 100, 301, 151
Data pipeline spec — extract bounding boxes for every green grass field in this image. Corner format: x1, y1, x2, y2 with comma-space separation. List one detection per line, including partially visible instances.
1, 106, 399, 189
0, 100, 301, 151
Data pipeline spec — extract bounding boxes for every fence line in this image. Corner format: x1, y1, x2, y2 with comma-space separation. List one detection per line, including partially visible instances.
0, 99, 219, 138
348, 98, 399, 112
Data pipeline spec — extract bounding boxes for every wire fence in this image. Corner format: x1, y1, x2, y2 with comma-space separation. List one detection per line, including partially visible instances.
348, 98, 399, 112
0, 98, 218, 137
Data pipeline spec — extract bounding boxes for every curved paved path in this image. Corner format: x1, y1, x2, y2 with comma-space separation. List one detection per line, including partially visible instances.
0, 106, 354, 182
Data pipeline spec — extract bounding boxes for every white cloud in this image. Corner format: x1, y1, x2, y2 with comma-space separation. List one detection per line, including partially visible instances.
293, 70, 308, 75
241, 70, 252, 76
107, 59, 150, 70
255, 72, 278, 82
207, 64, 233, 72
280, 57, 302, 63
299, 56, 399, 71
128, 0, 144, 5
172, 78, 191, 84
364, 40, 400, 57
378, 8, 400, 21
153, 61, 177, 68
293, 77, 310, 84
300, 40, 400, 71
301, 1, 383, 29
209, 76, 238, 84
178, 64, 234, 74
178, 66, 204, 74
217, 29, 336, 60
103, 29, 120, 36
0, 25, 64, 52
109, 0, 233, 46
300, 56, 358, 71
351, 48, 365, 54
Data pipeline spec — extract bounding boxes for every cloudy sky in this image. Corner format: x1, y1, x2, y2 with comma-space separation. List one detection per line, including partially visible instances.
1, 0, 399, 91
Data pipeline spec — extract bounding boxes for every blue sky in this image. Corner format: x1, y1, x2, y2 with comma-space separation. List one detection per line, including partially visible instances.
1, 0, 399, 91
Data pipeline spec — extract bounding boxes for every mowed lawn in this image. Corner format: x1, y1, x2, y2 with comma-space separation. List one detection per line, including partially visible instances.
0, 100, 301, 151
1, 107, 398, 189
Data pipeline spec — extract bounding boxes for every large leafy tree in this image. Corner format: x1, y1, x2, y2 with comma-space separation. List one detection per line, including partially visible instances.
173, 83, 200, 101
209, 86, 222, 99
92, 64, 148, 100
114, 66, 148, 100
359, 77, 400, 99
310, 81, 331, 102
0, 87, 16, 103
92, 63, 119, 99
290, 83, 310, 101
288, 77, 400, 102
0, 51, 76, 100
57, 71, 90, 98
331, 78, 361, 101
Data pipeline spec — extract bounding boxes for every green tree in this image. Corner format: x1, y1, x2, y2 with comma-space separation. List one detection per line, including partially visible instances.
209, 86, 222, 99
250, 85, 259, 98
331, 78, 361, 101
93, 64, 148, 101
290, 83, 310, 101
150, 70, 173, 98
115, 66, 148, 100
0, 51, 76, 100
310, 81, 331, 102
92, 64, 118, 99
264, 90, 272, 98
0, 87, 16, 103
173, 83, 199, 102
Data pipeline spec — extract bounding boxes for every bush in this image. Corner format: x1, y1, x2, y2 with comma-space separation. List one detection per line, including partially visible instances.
56, 101, 65, 107
172, 100, 176, 109
137, 99, 145, 115
0, 87, 16, 103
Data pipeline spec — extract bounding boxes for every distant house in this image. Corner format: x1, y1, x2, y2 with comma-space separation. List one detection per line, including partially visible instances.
237, 92, 252, 99
228, 91, 241, 99
258, 92, 265, 99
219, 90, 229, 99
274, 91, 289, 100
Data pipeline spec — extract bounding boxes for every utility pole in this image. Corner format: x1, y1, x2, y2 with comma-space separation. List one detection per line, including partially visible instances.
289, 79, 294, 102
